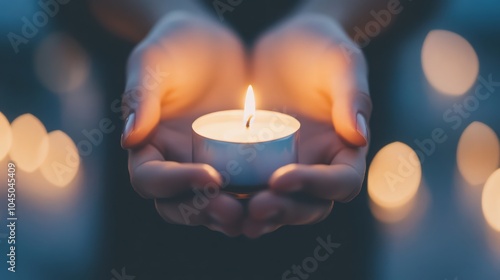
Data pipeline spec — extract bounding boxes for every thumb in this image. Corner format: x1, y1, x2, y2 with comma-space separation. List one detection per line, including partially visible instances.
121, 47, 169, 149
329, 49, 372, 147
332, 90, 372, 147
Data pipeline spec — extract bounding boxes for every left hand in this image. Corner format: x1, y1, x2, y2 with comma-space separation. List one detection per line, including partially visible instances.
243, 14, 372, 238
121, 12, 249, 236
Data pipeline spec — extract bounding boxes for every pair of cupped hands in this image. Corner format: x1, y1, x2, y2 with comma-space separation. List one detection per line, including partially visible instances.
120, 11, 372, 238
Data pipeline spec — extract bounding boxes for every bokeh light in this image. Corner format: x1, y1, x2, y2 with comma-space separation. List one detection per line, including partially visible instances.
421, 30, 479, 96
35, 33, 90, 95
40, 130, 80, 187
0, 112, 12, 161
482, 169, 500, 232
9, 114, 49, 172
457, 122, 500, 186
368, 142, 422, 209
16, 160, 84, 206
369, 197, 415, 224
369, 183, 429, 227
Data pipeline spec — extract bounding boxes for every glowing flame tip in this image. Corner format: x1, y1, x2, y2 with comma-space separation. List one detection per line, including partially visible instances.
244, 85, 256, 128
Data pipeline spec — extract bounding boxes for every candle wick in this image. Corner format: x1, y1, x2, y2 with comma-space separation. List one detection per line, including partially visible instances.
246, 115, 253, 128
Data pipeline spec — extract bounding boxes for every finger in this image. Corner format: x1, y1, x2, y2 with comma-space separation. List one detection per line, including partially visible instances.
121, 44, 170, 149
327, 47, 372, 147
129, 145, 222, 199
242, 221, 282, 240
269, 146, 367, 202
243, 191, 333, 238
204, 194, 245, 237
155, 193, 244, 236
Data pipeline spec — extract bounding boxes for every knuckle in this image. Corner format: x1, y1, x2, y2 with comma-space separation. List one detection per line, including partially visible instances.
332, 42, 366, 70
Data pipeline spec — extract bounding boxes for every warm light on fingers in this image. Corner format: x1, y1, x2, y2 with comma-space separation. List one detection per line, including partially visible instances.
9, 114, 49, 172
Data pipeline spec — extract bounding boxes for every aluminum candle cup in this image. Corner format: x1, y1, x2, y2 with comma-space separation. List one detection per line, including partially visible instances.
192, 110, 300, 195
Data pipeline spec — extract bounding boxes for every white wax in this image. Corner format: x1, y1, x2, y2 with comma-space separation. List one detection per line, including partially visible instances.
192, 110, 300, 143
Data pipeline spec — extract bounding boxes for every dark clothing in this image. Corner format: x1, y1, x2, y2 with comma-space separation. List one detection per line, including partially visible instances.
201, 0, 302, 43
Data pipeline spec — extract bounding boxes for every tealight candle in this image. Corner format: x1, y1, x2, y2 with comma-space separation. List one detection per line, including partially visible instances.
192, 86, 300, 196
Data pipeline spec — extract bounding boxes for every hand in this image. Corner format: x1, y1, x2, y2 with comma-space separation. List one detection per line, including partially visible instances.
243, 14, 372, 238
121, 12, 248, 236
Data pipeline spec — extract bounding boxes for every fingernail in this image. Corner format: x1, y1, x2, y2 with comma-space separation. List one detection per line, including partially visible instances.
356, 113, 368, 144
121, 112, 135, 148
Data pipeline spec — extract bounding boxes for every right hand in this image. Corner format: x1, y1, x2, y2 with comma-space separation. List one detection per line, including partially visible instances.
121, 12, 248, 236
243, 14, 372, 238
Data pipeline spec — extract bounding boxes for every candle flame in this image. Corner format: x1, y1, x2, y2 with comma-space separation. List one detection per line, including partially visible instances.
244, 85, 256, 128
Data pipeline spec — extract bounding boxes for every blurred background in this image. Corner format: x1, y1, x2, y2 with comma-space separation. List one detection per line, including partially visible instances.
0, 0, 499, 279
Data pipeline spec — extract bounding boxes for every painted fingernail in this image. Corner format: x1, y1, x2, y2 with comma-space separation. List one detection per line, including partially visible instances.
121, 112, 135, 148
356, 113, 368, 145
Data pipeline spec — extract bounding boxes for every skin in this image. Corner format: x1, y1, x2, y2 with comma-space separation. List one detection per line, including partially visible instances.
244, 14, 372, 237
121, 12, 248, 236
93, 0, 388, 237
